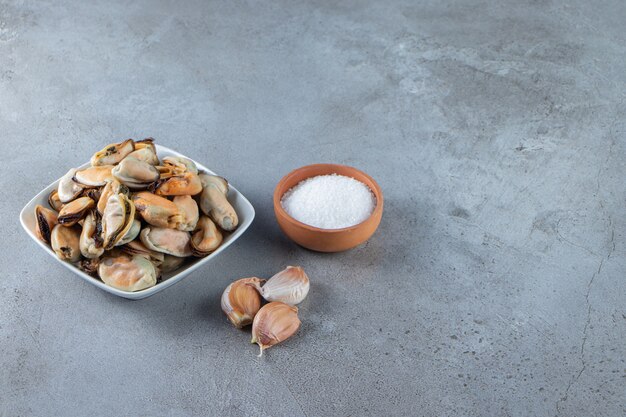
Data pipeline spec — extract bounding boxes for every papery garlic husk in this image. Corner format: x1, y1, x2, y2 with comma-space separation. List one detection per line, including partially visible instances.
251, 301, 301, 357
251, 266, 310, 305
221, 277, 266, 329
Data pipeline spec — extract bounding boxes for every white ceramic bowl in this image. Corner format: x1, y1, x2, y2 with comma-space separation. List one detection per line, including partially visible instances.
19, 144, 255, 300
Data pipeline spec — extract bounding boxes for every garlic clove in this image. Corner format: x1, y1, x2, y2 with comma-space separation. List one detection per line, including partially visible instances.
251, 266, 310, 305
221, 277, 265, 328
251, 301, 301, 356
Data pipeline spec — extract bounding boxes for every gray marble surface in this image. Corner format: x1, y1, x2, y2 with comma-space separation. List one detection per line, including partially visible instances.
1, 0, 625, 416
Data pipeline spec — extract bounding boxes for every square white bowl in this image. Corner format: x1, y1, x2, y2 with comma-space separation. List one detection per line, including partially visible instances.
19, 144, 255, 300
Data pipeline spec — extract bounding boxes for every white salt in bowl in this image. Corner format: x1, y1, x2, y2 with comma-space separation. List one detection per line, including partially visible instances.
273, 164, 383, 252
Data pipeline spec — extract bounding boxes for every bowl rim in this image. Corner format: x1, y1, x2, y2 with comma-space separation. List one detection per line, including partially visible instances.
273, 163, 384, 234
19, 144, 255, 300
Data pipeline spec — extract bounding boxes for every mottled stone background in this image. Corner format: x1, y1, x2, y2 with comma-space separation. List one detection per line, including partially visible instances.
1, 0, 624, 416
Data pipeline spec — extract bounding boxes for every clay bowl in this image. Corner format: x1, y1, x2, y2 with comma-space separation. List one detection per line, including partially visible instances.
273, 164, 383, 252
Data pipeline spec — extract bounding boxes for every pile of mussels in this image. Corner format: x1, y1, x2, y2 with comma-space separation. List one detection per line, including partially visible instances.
34, 138, 238, 292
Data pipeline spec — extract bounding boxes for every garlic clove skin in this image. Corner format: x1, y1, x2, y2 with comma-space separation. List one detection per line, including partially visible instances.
252, 266, 310, 306
251, 301, 301, 357
221, 277, 265, 328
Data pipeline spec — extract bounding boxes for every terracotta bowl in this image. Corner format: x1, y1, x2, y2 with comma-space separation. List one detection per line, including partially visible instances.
273, 164, 383, 252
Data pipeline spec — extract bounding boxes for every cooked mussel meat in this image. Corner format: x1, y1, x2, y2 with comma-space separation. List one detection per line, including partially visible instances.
51, 224, 82, 262
98, 254, 157, 292
140, 227, 192, 257
35, 205, 58, 244
57, 196, 95, 226
111, 157, 160, 189
80, 210, 104, 259
173, 195, 199, 232
97, 179, 129, 215
117, 219, 141, 246
121, 239, 165, 266
91, 139, 135, 166
58, 168, 84, 203
160, 255, 186, 273
198, 174, 238, 231
162, 156, 198, 174
190, 216, 223, 257
152, 172, 202, 196
101, 193, 136, 249
48, 190, 64, 212
132, 191, 183, 229
127, 146, 159, 165
73, 165, 114, 187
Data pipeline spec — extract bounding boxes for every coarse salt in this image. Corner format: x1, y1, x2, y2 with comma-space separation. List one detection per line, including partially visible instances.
281, 174, 376, 229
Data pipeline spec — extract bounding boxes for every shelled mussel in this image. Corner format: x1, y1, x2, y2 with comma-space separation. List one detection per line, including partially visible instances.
35, 138, 239, 292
